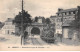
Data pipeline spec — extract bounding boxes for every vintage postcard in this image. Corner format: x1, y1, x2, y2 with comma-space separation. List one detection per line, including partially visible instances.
0, 0, 80, 51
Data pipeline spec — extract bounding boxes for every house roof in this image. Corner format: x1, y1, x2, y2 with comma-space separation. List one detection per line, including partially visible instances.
62, 20, 72, 27
5, 18, 13, 22
50, 16, 57, 18
57, 8, 78, 14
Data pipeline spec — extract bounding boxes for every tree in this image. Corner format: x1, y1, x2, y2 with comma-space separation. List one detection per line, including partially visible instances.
41, 24, 55, 43
42, 17, 46, 23
45, 18, 51, 24
34, 17, 38, 22
13, 10, 32, 34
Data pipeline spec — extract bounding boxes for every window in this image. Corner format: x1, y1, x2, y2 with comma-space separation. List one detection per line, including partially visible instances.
57, 31, 59, 33
71, 12, 73, 14
73, 11, 75, 14
57, 18, 60, 22
58, 14, 59, 16
57, 24, 60, 29
59, 13, 62, 16
63, 13, 65, 15
65, 18, 67, 21
65, 13, 66, 15
76, 11, 78, 14
58, 13, 62, 16
6, 30, 9, 34
69, 12, 71, 14
67, 12, 69, 15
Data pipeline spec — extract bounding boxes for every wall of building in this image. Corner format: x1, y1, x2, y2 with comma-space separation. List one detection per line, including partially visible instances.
1, 21, 15, 35
50, 16, 56, 24
38, 19, 42, 23
55, 16, 62, 34
55, 8, 78, 36
63, 27, 69, 38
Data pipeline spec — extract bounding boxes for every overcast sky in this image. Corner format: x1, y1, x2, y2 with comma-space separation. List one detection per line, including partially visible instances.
0, 0, 80, 22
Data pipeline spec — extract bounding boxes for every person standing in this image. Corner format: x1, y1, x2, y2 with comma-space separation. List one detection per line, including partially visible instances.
24, 31, 28, 45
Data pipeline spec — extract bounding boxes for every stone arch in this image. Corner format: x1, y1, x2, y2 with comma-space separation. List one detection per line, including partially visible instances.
31, 27, 40, 35
26, 26, 44, 36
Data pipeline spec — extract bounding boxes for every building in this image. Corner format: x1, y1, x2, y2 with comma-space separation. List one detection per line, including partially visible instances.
1, 18, 15, 35
37, 16, 45, 23
55, 13, 62, 34
50, 16, 57, 34
56, 7, 78, 38
50, 16, 57, 24
62, 20, 72, 38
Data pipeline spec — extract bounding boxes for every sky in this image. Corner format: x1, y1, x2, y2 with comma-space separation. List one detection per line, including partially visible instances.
0, 0, 80, 22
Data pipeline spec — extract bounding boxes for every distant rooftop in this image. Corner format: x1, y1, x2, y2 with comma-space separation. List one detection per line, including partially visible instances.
38, 16, 44, 19
57, 8, 78, 14
50, 16, 56, 18
5, 18, 13, 22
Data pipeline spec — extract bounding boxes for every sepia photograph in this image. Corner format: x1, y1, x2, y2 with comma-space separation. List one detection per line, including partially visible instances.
0, 0, 80, 51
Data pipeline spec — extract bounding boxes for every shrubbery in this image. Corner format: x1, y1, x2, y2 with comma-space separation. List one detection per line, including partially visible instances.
40, 24, 55, 43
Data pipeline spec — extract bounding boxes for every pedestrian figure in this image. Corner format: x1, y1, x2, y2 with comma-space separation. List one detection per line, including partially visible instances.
24, 31, 28, 45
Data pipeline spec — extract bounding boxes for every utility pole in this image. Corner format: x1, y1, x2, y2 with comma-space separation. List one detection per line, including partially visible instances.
61, 13, 63, 42
21, 0, 24, 45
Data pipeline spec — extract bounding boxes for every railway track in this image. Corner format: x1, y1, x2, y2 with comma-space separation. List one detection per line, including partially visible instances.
31, 38, 41, 45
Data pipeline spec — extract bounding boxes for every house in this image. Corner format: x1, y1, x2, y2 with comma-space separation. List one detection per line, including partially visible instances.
62, 20, 77, 40
37, 16, 45, 23
56, 7, 78, 35
55, 16, 62, 34
1, 18, 15, 35
50, 16, 57, 24
62, 20, 72, 38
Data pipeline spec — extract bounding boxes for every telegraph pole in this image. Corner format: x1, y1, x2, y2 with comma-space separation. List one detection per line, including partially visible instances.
61, 13, 63, 42
21, 0, 24, 45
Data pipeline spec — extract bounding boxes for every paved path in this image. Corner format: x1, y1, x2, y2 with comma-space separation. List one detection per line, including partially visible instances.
31, 38, 41, 45
0, 34, 21, 45
25, 35, 48, 45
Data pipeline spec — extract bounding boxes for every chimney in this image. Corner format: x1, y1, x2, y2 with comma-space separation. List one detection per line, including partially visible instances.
77, 6, 80, 10
58, 8, 63, 12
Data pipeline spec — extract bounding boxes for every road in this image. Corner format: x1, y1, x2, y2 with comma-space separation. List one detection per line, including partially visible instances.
0, 34, 48, 45
31, 38, 41, 45
0, 34, 21, 45
25, 35, 48, 45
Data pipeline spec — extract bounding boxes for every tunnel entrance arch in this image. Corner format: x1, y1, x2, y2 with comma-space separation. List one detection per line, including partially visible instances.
31, 27, 40, 35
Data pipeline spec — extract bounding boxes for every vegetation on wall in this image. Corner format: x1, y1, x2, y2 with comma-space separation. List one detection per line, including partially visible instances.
70, 6, 80, 41
40, 24, 55, 43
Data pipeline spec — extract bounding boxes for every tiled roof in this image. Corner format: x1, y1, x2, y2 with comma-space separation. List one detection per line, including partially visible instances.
57, 8, 78, 14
